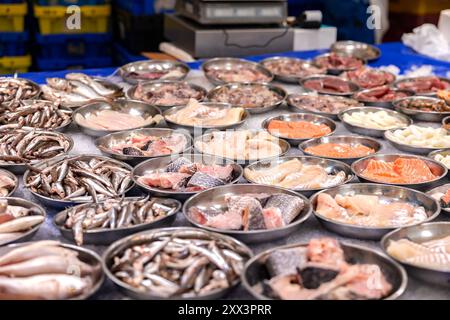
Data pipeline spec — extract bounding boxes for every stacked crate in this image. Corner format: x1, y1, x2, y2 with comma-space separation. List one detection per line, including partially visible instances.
0, 0, 31, 74
32, 0, 113, 71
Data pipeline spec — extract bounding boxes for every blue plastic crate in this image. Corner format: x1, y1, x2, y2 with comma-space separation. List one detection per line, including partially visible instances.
0, 32, 28, 56
115, 0, 174, 15
113, 42, 146, 65
35, 0, 106, 5
35, 33, 112, 59
0, 0, 23, 3
35, 56, 113, 71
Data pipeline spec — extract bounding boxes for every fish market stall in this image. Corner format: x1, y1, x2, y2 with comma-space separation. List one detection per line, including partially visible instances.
1, 42, 450, 300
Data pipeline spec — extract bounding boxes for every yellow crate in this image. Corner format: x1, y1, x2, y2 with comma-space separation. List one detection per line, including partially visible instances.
0, 3, 27, 32
390, 0, 449, 15
34, 4, 111, 35
0, 55, 31, 75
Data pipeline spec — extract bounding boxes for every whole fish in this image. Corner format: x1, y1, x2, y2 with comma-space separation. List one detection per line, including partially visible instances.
65, 73, 117, 97
0, 78, 39, 106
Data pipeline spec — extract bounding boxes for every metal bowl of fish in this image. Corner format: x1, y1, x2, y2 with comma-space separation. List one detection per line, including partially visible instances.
331, 40, 382, 61
0, 127, 74, 175
95, 128, 192, 166
310, 183, 440, 240
0, 77, 41, 105
0, 197, 46, 247
23, 154, 135, 208
102, 227, 253, 300
299, 135, 382, 165
53, 196, 181, 246
126, 80, 207, 110
163, 101, 250, 134
72, 99, 163, 137
352, 154, 447, 190
262, 113, 337, 145
132, 154, 244, 201
244, 156, 354, 197
0, 168, 18, 197
426, 183, 450, 216
183, 184, 312, 244
300, 75, 360, 97
118, 60, 190, 84
0, 241, 104, 299
393, 76, 450, 96
312, 52, 366, 75
259, 57, 326, 83
428, 149, 450, 175
202, 58, 273, 86
353, 86, 414, 108
338, 107, 412, 138
242, 238, 407, 300
193, 130, 291, 166
392, 96, 450, 122
381, 222, 450, 288
207, 82, 287, 114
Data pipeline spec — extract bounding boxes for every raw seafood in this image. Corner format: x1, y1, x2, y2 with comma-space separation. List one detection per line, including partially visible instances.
355, 86, 411, 102
205, 64, 271, 83
261, 58, 326, 79
124, 67, 186, 81
132, 82, 205, 106
385, 125, 450, 149
25, 156, 132, 202
438, 90, 450, 104
62, 196, 179, 245
314, 53, 364, 71
0, 128, 72, 164
268, 120, 331, 139
396, 76, 450, 94
305, 143, 375, 158
137, 157, 235, 192
208, 84, 283, 109
261, 238, 392, 300
244, 159, 348, 190
316, 193, 428, 227
303, 77, 354, 94
189, 193, 304, 230
395, 97, 450, 112
433, 154, 450, 169
361, 157, 438, 184
342, 110, 408, 130
342, 67, 395, 88
0, 199, 44, 245
107, 132, 188, 157
431, 187, 450, 209
165, 99, 245, 127
0, 241, 99, 299
75, 109, 163, 131
0, 78, 39, 107
0, 173, 15, 197
387, 236, 450, 272
288, 94, 361, 115
195, 131, 284, 161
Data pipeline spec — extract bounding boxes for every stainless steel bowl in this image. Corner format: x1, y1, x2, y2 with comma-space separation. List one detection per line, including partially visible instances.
353, 87, 414, 108
242, 240, 407, 300
0, 77, 41, 100
163, 102, 249, 134
53, 197, 181, 245
0, 168, 18, 197
381, 222, 450, 287
310, 183, 440, 240
244, 156, 354, 197
312, 53, 366, 75
299, 135, 382, 165
118, 60, 190, 84
394, 77, 450, 96
428, 149, 450, 174
201, 57, 273, 85
126, 80, 207, 110
206, 82, 287, 114
393, 96, 450, 122
194, 130, 291, 166
338, 107, 412, 138
384, 127, 450, 155
73, 99, 163, 137
261, 113, 337, 145
352, 154, 447, 190
132, 154, 243, 201
426, 183, 450, 216
23, 154, 135, 209
93, 78, 124, 98
259, 57, 325, 83
331, 40, 382, 61
102, 227, 253, 300
183, 184, 312, 243
20, 100, 73, 132
443, 116, 450, 130
95, 128, 192, 166
0, 241, 104, 299
0, 197, 46, 246
300, 75, 360, 96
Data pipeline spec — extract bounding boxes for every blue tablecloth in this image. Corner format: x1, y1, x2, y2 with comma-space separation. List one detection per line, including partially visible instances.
17, 42, 450, 84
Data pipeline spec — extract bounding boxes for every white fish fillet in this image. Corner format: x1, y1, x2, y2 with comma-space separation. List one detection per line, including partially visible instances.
405, 253, 450, 272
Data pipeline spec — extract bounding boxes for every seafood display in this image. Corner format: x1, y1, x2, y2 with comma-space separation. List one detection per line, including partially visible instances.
261, 58, 326, 80
396, 97, 450, 112
137, 157, 237, 192
107, 229, 251, 298
433, 153, 450, 169
385, 125, 450, 149
244, 158, 348, 190
203, 60, 272, 84
341, 67, 395, 89
165, 99, 245, 127
342, 110, 409, 130
314, 53, 364, 71
25, 156, 133, 203
395, 76, 450, 94
305, 143, 375, 159
267, 119, 332, 139
438, 90, 450, 104
255, 238, 392, 300
302, 76, 357, 95
355, 86, 411, 102
0, 172, 16, 197
0, 78, 40, 106
131, 82, 206, 107
123, 65, 187, 81
387, 236, 450, 272
0, 199, 44, 245
195, 131, 286, 161
0, 241, 102, 299
61, 197, 179, 245
0, 100, 72, 130
430, 186, 450, 210
0, 128, 72, 164
288, 94, 361, 116
189, 193, 304, 231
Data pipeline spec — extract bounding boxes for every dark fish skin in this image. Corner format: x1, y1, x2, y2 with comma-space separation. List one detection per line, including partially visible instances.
227, 196, 265, 231
266, 247, 308, 277
166, 157, 194, 173
298, 264, 340, 290
264, 194, 304, 225
122, 147, 144, 156
187, 172, 224, 189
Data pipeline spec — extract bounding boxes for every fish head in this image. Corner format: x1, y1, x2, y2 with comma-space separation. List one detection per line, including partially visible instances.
47, 78, 71, 91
